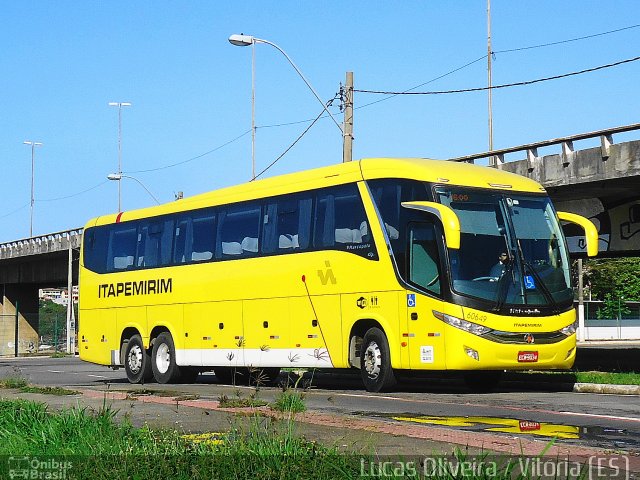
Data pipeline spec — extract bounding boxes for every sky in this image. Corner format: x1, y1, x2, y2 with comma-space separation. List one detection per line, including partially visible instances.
1, 1, 639, 242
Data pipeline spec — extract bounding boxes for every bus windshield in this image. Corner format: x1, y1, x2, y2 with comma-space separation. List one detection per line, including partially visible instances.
436, 188, 573, 309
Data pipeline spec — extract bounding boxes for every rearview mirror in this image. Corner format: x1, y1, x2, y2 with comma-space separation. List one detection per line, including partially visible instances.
557, 211, 599, 257
401, 201, 460, 249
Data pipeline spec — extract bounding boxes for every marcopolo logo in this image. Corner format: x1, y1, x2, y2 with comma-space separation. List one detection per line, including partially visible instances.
8, 456, 73, 479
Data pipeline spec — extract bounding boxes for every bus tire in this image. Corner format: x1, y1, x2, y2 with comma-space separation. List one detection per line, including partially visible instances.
360, 327, 397, 392
123, 334, 153, 384
151, 332, 180, 384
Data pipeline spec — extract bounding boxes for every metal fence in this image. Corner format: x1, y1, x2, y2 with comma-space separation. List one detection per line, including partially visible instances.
0, 306, 77, 357
579, 301, 640, 341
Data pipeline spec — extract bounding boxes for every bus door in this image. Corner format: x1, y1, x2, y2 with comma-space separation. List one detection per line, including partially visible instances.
405, 221, 447, 369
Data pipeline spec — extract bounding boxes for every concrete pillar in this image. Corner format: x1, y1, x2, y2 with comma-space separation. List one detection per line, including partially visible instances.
0, 284, 39, 357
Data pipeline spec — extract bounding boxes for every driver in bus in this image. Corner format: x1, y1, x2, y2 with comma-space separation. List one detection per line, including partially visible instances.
489, 252, 509, 280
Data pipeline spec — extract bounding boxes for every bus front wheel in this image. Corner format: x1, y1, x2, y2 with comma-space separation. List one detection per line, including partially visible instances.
151, 332, 180, 384
123, 334, 153, 384
360, 327, 397, 392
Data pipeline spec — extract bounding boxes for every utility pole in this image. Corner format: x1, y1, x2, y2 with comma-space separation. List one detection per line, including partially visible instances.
23, 140, 42, 237
342, 71, 354, 163
577, 258, 585, 342
66, 243, 75, 354
487, 0, 494, 164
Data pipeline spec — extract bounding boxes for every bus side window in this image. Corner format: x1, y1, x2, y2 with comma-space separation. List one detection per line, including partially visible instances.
217, 204, 261, 259
314, 184, 376, 259
107, 224, 138, 272
83, 227, 109, 273
408, 222, 441, 296
263, 196, 313, 254
174, 217, 191, 264
191, 212, 216, 262
139, 219, 174, 268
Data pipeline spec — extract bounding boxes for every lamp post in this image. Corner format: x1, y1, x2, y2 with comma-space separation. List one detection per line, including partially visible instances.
108, 102, 132, 212
107, 173, 160, 205
228, 34, 344, 179
23, 140, 43, 237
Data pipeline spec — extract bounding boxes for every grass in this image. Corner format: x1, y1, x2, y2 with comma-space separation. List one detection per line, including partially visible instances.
126, 389, 199, 401
0, 398, 359, 479
0, 376, 78, 395
271, 389, 307, 413
509, 370, 640, 386
19, 385, 78, 395
50, 351, 71, 358
0, 398, 591, 479
0, 376, 28, 389
574, 370, 640, 385
218, 390, 268, 408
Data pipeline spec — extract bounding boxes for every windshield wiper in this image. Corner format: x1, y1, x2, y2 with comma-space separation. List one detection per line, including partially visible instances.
493, 257, 514, 312
516, 240, 560, 314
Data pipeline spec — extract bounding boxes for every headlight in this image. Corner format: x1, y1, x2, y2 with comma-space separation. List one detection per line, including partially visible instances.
560, 320, 578, 336
433, 311, 491, 336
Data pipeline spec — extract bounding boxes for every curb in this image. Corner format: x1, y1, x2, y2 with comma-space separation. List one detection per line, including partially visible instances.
573, 382, 640, 395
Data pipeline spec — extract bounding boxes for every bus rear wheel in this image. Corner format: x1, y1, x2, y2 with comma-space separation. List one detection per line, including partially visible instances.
360, 327, 396, 392
151, 332, 181, 384
124, 334, 153, 384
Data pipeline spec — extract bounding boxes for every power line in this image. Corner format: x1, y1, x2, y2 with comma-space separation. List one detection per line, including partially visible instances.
126, 129, 252, 174
354, 54, 640, 96
356, 55, 488, 110
494, 23, 640, 54
253, 96, 338, 180
38, 180, 109, 202
0, 203, 28, 220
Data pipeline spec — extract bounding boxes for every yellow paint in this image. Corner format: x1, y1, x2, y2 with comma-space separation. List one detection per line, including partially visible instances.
393, 415, 579, 439
181, 432, 225, 445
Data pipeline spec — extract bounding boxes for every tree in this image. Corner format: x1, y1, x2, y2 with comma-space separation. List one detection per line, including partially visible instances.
585, 257, 640, 302
39, 300, 67, 345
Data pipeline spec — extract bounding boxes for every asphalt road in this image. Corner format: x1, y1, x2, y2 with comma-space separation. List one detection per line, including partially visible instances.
2, 355, 639, 455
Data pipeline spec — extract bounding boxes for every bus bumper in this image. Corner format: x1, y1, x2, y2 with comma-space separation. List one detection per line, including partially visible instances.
443, 328, 576, 370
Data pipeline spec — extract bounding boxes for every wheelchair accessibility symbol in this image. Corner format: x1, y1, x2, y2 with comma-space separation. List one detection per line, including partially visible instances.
524, 275, 536, 290
407, 294, 416, 308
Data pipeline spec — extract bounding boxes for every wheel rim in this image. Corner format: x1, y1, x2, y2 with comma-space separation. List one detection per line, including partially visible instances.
155, 342, 171, 374
127, 345, 143, 374
363, 341, 382, 378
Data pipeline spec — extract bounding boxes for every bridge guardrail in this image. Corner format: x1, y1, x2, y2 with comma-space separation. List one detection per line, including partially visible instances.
448, 122, 640, 170
0, 228, 83, 260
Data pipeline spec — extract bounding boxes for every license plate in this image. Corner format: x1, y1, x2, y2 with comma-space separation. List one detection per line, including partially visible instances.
519, 420, 541, 432
518, 351, 538, 362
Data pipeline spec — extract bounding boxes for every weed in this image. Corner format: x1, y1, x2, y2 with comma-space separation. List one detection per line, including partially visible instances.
19, 385, 78, 396
271, 389, 306, 413
0, 376, 28, 389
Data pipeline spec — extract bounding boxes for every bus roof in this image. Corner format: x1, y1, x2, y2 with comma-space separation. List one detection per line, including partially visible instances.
87, 158, 544, 227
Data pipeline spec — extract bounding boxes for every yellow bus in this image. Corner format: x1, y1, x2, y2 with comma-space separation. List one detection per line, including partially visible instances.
78, 158, 597, 392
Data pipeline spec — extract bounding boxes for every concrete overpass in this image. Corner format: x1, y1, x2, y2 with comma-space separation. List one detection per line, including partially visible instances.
451, 123, 640, 257
1, 123, 639, 354
0, 229, 81, 355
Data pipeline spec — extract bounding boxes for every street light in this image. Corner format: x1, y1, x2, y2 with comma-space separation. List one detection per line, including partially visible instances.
108, 101, 132, 212
107, 173, 160, 205
23, 140, 43, 237
228, 34, 343, 180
